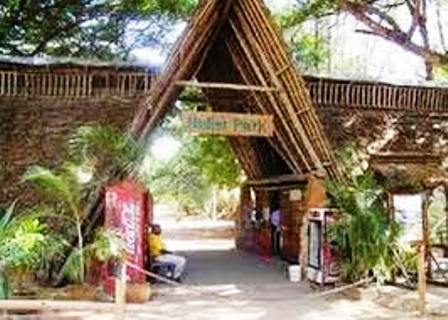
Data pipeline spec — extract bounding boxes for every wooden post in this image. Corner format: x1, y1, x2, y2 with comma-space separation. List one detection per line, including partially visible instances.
417, 243, 426, 315
300, 173, 327, 280
115, 264, 126, 320
422, 191, 431, 276
445, 184, 448, 256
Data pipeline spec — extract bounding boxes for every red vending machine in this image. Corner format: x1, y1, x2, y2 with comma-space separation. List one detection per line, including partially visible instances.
307, 208, 339, 286
103, 180, 152, 292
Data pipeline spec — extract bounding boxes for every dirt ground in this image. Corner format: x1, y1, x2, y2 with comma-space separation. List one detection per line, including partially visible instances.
2, 209, 447, 319
138, 213, 448, 320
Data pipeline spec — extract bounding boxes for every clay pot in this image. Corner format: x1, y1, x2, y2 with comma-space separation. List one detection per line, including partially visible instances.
7, 268, 35, 296
125, 282, 151, 303
62, 284, 99, 300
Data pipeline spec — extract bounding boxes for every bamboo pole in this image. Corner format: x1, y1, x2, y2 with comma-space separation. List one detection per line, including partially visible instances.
226, 38, 303, 173
417, 242, 426, 315
246, 0, 336, 165
176, 80, 279, 92
237, 0, 340, 179
230, 8, 322, 172
246, 174, 307, 186
0, 72, 4, 95
115, 264, 126, 320
131, 0, 236, 139
224, 36, 303, 173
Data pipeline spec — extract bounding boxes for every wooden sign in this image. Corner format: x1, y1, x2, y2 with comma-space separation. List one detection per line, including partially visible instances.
182, 111, 274, 137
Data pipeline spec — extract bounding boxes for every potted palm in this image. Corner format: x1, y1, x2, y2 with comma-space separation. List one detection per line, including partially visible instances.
59, 228, 126, 300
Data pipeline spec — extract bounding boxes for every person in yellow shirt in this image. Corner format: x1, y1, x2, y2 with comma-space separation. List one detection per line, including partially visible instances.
148, 224, 186, 281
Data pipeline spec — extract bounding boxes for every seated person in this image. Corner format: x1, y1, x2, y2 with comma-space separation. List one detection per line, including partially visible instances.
148, 224, 186, 281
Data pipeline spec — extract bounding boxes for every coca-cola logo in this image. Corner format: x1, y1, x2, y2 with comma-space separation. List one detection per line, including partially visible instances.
122, 201, 139, 256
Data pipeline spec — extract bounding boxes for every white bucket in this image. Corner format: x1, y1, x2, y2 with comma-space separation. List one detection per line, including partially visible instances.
288, 265, 301, 282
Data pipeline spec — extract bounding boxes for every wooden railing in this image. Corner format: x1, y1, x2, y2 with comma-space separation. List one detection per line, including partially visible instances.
0, 69, 446, 112
0, 71, 156, 98
306, 80, 447, 111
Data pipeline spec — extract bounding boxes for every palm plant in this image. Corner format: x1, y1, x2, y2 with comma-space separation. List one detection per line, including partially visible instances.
61, 228, 125, 283
69, 124, 145, 181
326, 146, 402, 283
22, 124, 145, 284
327, 172, 401, 282
22, 163, 91, 283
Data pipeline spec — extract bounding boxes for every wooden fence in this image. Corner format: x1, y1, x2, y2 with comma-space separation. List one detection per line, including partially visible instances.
0, 71, 155, 98
0, 69, 446, 112
306, 80, 447, 111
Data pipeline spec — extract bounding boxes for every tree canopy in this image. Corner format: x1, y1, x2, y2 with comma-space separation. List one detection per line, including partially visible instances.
0, 0, 197, 59
279, 0, 448, 79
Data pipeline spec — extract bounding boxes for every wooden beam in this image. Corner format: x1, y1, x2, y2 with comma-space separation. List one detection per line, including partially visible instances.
245, 174, 308, 186
176, 80, 280, 92
252, 184, 304, 191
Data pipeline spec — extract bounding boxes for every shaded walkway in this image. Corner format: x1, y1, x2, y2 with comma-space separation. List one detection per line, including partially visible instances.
141, 216, 447, 320
182, 250, 293, 286
143, 248, 417, 320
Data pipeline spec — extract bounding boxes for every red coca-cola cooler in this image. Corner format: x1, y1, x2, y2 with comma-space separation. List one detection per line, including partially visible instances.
102, 180, 153, 294
307, 208, 340, 286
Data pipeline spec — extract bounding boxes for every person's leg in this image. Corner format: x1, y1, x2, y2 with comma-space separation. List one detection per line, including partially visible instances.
276, 229, 282, 258
270, 224, 276, 256
155, 254, 186, 279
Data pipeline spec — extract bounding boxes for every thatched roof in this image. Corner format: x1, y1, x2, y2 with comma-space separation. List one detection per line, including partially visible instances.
130, 0, 341, 181
371, 152, 447, 190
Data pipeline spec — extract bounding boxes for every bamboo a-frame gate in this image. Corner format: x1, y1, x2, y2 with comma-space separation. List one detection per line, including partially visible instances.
129, 0, 341, 182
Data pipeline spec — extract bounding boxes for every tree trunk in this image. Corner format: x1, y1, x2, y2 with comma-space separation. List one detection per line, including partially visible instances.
76, 218, 85, 284
424, 59, 434, 80
340, 0, 448, 71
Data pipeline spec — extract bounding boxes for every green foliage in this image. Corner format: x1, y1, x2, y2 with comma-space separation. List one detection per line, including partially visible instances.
325, 146, 403, 282
274, 1, 332, 72
327, 172, 401, 282
89, 228, 126, 263
277, 0, 338, 28
428, 187, 447, 245
0, 0, 197, 58
183, 136, 240, 189
61, 228, 125, 283
69, 124, 144, 179
143, 147, 211, 215
22, 164, 86, 217
435, 64, 448, 80
290, 33, 329, 71
22, 124, 143, 284
143, 134, 241, 216
22, 163, 88, 282
0, 201, 49, 271
21, 124, 142, 284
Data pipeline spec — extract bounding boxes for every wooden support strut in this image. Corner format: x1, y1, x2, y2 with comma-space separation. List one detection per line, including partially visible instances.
245, 174, 308, 187
175, 80, 280, 92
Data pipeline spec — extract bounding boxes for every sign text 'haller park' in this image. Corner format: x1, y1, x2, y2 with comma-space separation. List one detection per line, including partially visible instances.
182, 111, 274, 137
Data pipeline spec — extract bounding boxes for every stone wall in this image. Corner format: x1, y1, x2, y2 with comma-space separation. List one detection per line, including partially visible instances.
0, 96, 141, 203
